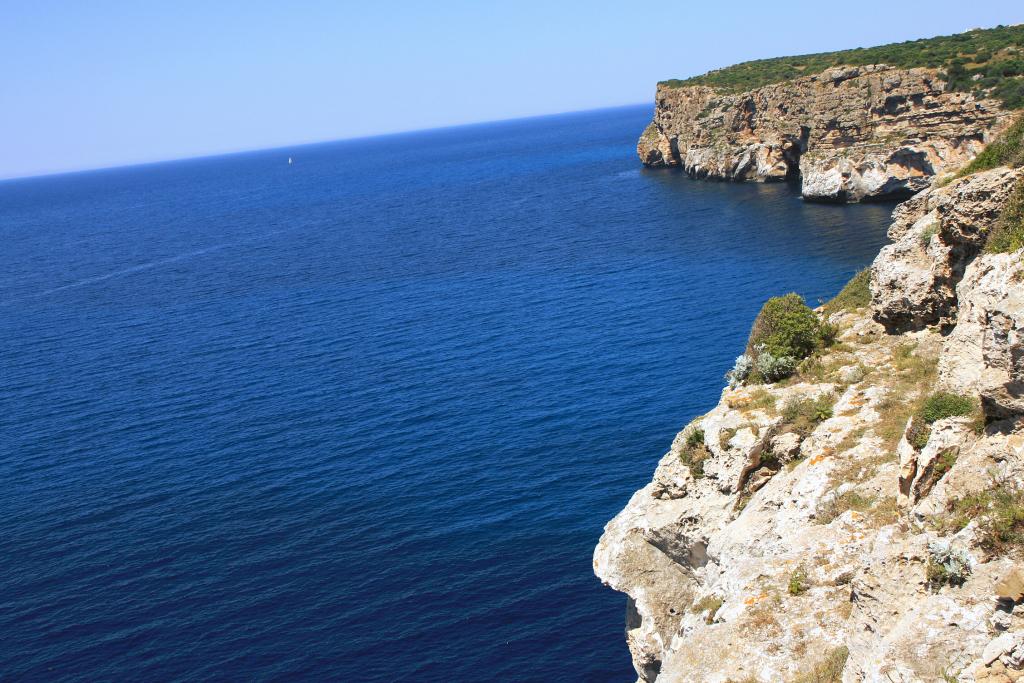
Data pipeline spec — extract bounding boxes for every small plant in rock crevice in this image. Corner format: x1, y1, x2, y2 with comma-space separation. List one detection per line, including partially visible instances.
941, 480, 1024, 553
919, 223, 940, 249
788, 567, 810, 595
679, 426, 710, 479
926, 541, 972, 589
690, 594, 724, 625
931, 448, 958, 481
816, 490, 873, 525
791, 645, 850, 683
906, 415, 931, 450
780, 393, 835, 437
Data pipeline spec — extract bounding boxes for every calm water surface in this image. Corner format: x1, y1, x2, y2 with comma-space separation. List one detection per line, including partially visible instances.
0, 105, 893, 681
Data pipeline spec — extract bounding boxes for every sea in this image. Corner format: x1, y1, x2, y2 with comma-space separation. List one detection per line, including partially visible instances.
0, 104, 894, 681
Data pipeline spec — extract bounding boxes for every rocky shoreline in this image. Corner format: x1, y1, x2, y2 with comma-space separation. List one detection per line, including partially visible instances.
638, 65, 1011, 203
599, 143, 1024, 678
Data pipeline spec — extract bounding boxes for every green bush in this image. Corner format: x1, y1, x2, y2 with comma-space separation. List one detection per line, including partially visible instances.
920, 392, 976, 423
746, 294, 831, 383
985, 176, 1024, 254
680, 426, 709, 478
660, 25, 1024, 110
821, 268, 872, 317
907, 393, 976, 449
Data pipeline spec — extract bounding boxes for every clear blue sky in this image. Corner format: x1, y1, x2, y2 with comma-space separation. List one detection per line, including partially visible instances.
2, 1, 1022, 179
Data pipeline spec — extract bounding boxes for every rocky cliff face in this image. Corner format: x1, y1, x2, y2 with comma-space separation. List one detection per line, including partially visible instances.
639, 65, 1010, 202
595, 165, 1024, 681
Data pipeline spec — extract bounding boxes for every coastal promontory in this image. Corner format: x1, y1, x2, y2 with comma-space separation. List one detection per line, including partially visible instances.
638, 26, 1024, 202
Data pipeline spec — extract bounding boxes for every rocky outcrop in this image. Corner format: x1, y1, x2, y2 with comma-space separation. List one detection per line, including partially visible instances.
639, 65, 1010, 202
869, 167, 1023, 332
596, 166, 1024, 681
939, 253, 1024, 420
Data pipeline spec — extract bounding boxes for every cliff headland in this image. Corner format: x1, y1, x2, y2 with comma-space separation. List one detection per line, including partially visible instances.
638, 25, 1024, 202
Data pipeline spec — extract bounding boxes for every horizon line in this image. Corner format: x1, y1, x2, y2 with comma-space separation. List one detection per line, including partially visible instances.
0, 101, 649, 184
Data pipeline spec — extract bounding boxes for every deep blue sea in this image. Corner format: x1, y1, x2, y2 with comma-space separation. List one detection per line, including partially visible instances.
0, 105, 893, 681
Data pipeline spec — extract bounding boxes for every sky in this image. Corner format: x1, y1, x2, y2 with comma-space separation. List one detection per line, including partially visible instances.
2, 1, 1023, 179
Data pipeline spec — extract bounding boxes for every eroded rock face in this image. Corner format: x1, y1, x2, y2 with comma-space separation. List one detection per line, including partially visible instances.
870, 167, 1023, 333
897, 416, 976, 509
940, 251, 1024, 419
639, 65, 1010, 202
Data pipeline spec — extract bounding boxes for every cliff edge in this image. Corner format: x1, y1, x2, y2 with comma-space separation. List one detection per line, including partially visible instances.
599, 125, 1024, 679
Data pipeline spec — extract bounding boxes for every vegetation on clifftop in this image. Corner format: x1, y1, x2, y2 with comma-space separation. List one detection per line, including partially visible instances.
821, 269, 872, 318
986, 177, 1024, 254
660, 24, 1024, 109
960, 112, 1024, 175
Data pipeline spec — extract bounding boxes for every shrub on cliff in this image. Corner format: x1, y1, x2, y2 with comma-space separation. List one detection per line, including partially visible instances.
906, 391, 978, 451
743, 293, 831, 383
725, 354, 754, 387
754, 349, 798, 383
920, 392, 976, 423
926, 541, 972, 589
747, 293, 826, 359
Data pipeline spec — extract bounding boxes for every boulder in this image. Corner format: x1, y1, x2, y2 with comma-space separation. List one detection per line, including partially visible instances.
996, 567, 1024, 603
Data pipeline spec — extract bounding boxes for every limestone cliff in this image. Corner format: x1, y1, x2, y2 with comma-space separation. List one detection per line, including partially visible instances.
595, 164, 1024, 681
639, 65, 1010, 202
